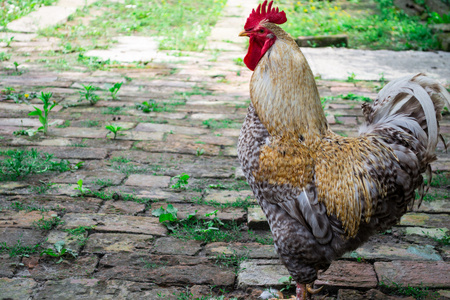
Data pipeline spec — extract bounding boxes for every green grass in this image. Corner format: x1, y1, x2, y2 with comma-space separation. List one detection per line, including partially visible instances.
0, 0, 58, 27
279, 0, 440, 50
379, 280, 439, 299
88, 0, 227, 51
153, 205, 243, 243
0, 148, 73, 181
32, 214, 64, 231
0, 239, 42, 258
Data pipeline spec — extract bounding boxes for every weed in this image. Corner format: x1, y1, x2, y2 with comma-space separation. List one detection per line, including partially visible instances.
28, 181, 59, 194
40, 240, 78, 263
0, 148, 73, 181
10, 201, 51, 212
278, 276, 294, 292
105, 124, 124, 139
136, 100, 158, 113
109, 82, 123, 100
248, 230, 274, 245
428, 171, 449, 188
0, 52, 11, 61
215, 249, 248, 275
74, 179, 91, 196
111, 162, 149, 175
33, 214, 64, 231
94, 178, 115, 187
202, 119, 237, 130
5, 36, 14, 47
78, 84, 100, 105
13, 61, 20, 73
110, 156, 131, 163
0, 239, 42, 258
171, 173, 190, 189
65, 225, 95, 246
102, 106, 124, 115
196, 148, 205, 156
141, 257, 168, 269
80, 120, 99, 127
346, 72, 358, 83
379, 279, 438, 299
56, 120, 71, 128
233, 57, 245, 66
432, 229, 450, 245
153, 205, 243, 243
28, 92, 58, 135
340, 93, 372, 102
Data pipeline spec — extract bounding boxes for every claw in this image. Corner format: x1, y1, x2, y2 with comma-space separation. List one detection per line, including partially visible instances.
306, 284, 323, 295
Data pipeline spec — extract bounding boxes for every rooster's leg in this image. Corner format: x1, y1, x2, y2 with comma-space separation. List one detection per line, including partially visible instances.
296, 283, 323, 300
296, 283, 310, 300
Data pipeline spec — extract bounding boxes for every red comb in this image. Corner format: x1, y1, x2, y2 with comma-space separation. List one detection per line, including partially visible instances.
244, 0, 287, 30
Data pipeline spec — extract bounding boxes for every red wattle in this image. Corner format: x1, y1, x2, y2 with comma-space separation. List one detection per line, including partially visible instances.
243, 36, 276, 71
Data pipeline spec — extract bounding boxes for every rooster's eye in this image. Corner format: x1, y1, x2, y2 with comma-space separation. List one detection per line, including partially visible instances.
259, 29, 264, 33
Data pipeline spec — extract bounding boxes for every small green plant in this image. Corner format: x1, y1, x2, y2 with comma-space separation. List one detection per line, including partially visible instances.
202, 119, 235, 130
379, 279, 438, 299
0, 52, 11, 61
65, 225, 95, 246
0, 148, 72, 181
78, 84, 100, 105
0, 239, 42, 258
74, 179, 91, 196
340, 93, 372, 102
215, 249, 248, 275
136, 100, 158, 113
233, 57, 244, 66
105, 124, 124, 139
109, 82, 123, 100
433, 229, 450, 245
346, 72, 357, 83
278, 276, 294, 292
110, 156, 131, 163
33, 214, 64, 231
152, 204, 179, 223
5, 36, 14, 47
28, 181, 58, 194
153, 205, 242, 243
171, 173, 190, 189
196, 148, 205, 156
13, 61, 20, 72
40, 240, 78, 263
28, 92, 58, 135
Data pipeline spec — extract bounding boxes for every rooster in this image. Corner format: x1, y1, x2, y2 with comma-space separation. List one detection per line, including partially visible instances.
237, 1, 450, 299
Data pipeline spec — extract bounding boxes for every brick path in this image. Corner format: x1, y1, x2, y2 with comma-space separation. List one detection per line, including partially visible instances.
0, 1, 449, 299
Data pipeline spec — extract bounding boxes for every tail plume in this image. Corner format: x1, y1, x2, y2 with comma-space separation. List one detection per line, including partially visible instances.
360, 73, 449, 163
359, 73, 449, 207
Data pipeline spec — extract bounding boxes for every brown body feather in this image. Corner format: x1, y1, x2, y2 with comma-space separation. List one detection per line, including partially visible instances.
238, 22, 449, 284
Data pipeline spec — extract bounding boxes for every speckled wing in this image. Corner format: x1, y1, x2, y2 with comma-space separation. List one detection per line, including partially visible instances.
238, 104, 333, 244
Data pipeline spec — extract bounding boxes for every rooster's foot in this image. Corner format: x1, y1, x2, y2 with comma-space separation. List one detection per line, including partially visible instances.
296, 283, 324, 300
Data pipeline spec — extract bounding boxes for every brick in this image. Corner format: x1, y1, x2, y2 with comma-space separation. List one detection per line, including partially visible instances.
61, 213, 167, 236
124, 174, 171, 188
152, 237, 202, 255
374, 261, 450, 288
238, 259, 289, 288
316, 261, 377, 289
84, 233, 154, 254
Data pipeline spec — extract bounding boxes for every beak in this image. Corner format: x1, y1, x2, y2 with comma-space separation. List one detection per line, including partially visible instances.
239, 30, 250, 37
